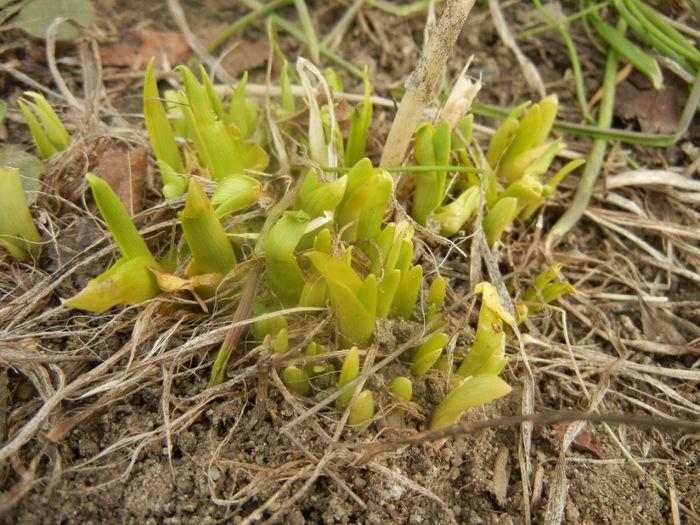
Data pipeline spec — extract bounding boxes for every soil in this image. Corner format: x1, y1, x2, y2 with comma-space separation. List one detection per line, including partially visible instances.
2, 1, 700, 524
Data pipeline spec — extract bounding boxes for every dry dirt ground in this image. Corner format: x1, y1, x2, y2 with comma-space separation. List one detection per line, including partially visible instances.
1, 0, 700, 523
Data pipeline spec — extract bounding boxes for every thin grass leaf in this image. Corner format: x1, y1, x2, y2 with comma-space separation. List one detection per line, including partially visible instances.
241, 0, 363, 77
345, 67, 372, 167
587, 9, 663, 89
630, 0, 700, 62
620, 0, 699, 71
206, 0, 293, 53
293, 0, 320, 63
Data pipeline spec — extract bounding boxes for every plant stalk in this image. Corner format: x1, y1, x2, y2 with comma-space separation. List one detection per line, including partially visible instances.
546, 20, 621, 250
379, 0, 476, 169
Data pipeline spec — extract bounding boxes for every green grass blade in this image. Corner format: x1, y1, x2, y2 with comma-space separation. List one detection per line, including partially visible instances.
0, 167, 42, 261
181, 179, 238, 276
344, 67, 372, 167
293, 0, 320, 64
206, 0, 293, 53
240, 0, 363, 77
87, 173, 158, 265
587, 8, 663, 89
23, 92, 69, 150
18, 99, 55, 159
547, 19, 620, 247
143, 59, 184, 175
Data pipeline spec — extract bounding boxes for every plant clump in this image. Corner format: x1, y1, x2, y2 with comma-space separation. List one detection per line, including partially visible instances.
7, 56, 576, 430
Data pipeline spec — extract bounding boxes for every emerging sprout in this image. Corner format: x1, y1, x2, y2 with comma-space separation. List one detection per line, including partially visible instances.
0, 167, 42, 261
181, 179, 237, 277
348, 390, 375, 426
429, 375, 512, 429
18, 92, 70, 159
456, 282, 514, 378
411, 332, 448, 379
389, 376, 413, 402
282, 366, 311, 397
273, 327, 289, 353
63, 174, 161, 313
336, 347, 360, 410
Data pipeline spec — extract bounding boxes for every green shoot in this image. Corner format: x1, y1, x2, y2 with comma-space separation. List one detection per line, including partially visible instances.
0, 167, 42, 261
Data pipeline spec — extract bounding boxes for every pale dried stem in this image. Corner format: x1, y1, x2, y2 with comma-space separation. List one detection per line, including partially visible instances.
379, 0, 476, 168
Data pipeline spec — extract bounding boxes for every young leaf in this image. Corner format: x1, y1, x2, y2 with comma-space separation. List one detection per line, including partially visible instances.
273, 327, 289, 353
411, 332, 448, 379
21, 92, 70, 151
389, 376, 413, 402
87, 173, 158, 266
295, 169, 348, 218
348, 389, 375, 425
62, 255, 161, 313
486, 101, 530, 169
412, 121, 451, 225
265, 210, 310, 306
282, 366, 311, 396
211, 174, 262, 218
336, 346, 360, 410
0, 167, 42, 261
144, 59, 185, 175
482, 197, 518, 247
180, 179, 237, 276
456, 282, 514, 378
335, 159, 392, 241
391, 265, 423, 319
230, 72, 258, 140
325, 278, 375, 345
432, 185, 480, 236
345, 67, 372, 167
18, 99, 56, 159
429, 375, 512, 429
